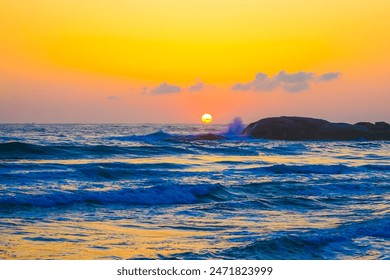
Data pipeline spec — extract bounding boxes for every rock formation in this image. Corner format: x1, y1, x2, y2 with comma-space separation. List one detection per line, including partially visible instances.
243, 116, 390, 140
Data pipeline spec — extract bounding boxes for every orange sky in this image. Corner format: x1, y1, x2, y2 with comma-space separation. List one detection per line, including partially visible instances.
1, 0, 389, 123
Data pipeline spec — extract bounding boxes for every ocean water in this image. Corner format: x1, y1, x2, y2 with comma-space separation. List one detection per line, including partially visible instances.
0, 123, 389, 260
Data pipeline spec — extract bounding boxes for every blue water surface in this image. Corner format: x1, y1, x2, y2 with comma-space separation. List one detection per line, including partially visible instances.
0, 124, 389, 259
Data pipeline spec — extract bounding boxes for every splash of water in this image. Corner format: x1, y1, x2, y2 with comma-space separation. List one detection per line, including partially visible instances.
224, 117, 245, 135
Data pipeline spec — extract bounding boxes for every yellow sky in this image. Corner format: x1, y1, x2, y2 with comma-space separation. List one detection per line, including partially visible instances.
1, 0, 389, 123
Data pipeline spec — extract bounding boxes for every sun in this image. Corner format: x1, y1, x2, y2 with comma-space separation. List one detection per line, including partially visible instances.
201, 113, 213, 124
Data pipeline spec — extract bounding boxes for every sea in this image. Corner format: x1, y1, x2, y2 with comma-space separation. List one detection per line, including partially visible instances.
0, 122, 389, 260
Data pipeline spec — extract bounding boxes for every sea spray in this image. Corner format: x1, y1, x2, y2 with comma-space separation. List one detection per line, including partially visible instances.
224, 117, 245, 136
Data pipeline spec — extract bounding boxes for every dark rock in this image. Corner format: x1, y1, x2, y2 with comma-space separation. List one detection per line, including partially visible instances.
354, 122, 376, 129
316, 122, 376, 140
375, 121, 390, 129
243, 116, 390, 140
372, 122, 390, 139
181, 133, 225, 141
194, 133, 225, 140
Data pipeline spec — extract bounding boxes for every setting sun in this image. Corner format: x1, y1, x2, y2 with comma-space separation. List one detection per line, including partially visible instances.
201, 113, 213, 124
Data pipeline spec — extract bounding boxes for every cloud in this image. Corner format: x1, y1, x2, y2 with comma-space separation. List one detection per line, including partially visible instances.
151, 82, 181, 94
318, 72, 340, 81
283, 82, 310, 92
188, 82, 205, 92
252, 72, 280, 91
232, 82, 252, 91
232, 70, 340, 93
276, 71, 314, 84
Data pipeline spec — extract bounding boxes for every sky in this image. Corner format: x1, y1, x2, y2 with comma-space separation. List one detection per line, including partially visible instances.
1, 0, 389, 124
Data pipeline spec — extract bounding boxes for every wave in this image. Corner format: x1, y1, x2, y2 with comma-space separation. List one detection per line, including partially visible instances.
108, 130, 173, 142
0, 183, 222, 208
165, 214, 390, 260
109, 120, 248, 143
0, 142, 60, 157
2, 160, 389, 184
220, 214, 390, 260
0, 162, 196, 184
0, 141, 195, 159
75, 162, 189, 180
110, 131, 230, 143
0, 141, 127, 159
247, 164, 390, 175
